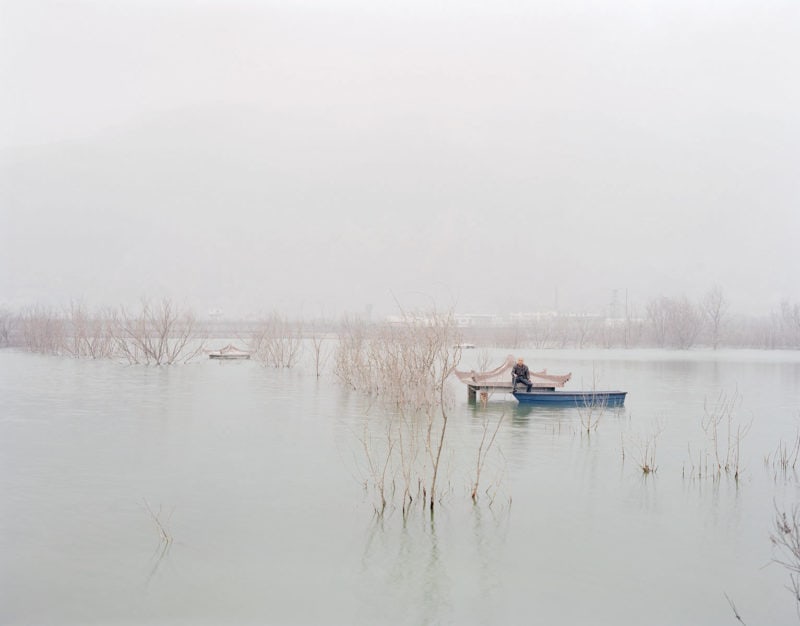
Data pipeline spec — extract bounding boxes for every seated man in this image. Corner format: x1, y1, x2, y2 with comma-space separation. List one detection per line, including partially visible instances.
512, 357, 533, 392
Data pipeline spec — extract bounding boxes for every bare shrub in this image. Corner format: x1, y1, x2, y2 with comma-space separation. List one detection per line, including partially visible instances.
63, 302, 115, 359
646, 297, 671, 348
143, 499, 173, 546
764, 427, 800, 482
335, 309, 463, 515
358, 420, 395, 515
334, 315, 371, 391
701, 389, 751, 481
0, 308, 15, 347
622, 420, 663, 474
771, 504, 800, 618
471, 411, 505, 502
724, 592, 747, 625
576, 369, 611, 434
308, 321, 331, 378
637, 428, 661, 474
779, 300, 800, 348
670, 296, 702, 349
577, 396, 608, 434
684, 390, 751, 481
110, 299, 206, 365
19, 305, 66, 354
250, 313, 303, 368
646, 295, 702, 349
475, 347, 493, 373
701, 286, 729, 350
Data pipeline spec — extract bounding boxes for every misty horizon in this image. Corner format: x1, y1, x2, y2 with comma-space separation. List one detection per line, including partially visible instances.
2, 1, 798, 319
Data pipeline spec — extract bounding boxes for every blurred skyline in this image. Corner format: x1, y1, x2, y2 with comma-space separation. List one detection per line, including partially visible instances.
2, 0, 799, 318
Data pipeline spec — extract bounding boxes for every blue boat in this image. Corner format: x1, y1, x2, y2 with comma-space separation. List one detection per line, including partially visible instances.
512, 390, 627, 406
455, 355, 627, 407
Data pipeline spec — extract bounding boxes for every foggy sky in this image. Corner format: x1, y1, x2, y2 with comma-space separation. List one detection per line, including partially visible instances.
2, 0, 799, 318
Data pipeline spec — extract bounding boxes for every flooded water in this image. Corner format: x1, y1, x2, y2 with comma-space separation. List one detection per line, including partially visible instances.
2, 347, 800, 625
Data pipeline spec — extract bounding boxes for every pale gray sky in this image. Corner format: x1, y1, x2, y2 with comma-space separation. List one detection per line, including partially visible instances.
1, 0, 798, 318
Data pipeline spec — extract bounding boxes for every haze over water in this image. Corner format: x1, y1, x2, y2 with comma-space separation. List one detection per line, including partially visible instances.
3, 1, 800, 624
2, 347, 800, 625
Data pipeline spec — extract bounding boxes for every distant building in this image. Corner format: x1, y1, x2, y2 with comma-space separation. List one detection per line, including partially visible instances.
453, 313, 498, 327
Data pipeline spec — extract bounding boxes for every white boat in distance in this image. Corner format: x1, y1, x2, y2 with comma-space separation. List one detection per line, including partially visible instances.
208, 344, 251, 360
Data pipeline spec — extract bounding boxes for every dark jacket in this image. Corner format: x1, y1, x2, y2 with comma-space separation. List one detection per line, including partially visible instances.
512, 363, 530, 380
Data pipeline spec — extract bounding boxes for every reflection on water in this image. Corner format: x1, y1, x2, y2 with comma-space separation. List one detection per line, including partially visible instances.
356, 505, 512, 626
2, 349, 800, 625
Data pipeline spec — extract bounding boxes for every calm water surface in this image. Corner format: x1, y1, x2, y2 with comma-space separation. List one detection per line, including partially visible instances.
2, 348, 800, 625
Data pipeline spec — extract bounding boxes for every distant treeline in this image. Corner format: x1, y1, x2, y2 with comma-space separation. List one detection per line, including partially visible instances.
1, 290, 800, 357
461, 295, 800, 351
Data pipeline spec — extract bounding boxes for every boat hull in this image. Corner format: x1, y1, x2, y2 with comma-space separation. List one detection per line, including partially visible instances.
513, 390, 627, 406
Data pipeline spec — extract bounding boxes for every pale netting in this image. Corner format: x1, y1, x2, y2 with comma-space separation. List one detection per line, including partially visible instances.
454, 354, 571, 388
